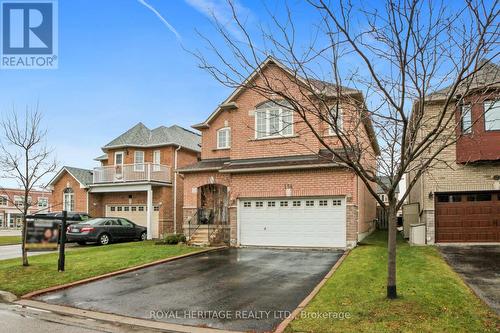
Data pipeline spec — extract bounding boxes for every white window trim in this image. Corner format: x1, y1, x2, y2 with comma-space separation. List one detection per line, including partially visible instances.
254, 108, 294, 139
37, 197, 48, 208
216, 127, 231, 149
0, 195, 7, 207
328, 107, 343, 136
461, 104, 472, 134
134, 151, 145, 172
153, 150, 161, 171
114, 151, 124, 166
484, 100, 500, 131
63, 191, 74, 212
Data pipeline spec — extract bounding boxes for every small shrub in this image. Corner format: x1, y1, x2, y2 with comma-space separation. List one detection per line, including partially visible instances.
157, 233, 186, 245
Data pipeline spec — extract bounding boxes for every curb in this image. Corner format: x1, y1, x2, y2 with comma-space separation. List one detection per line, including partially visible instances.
16, 299, 243, 333
273, 249, 351, 333
22, 246, 226, 299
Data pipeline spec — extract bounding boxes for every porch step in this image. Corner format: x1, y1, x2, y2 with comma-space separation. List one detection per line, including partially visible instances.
188, 226, 217, 246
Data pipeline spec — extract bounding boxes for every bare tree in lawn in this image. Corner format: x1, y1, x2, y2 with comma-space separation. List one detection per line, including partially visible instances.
190, 0, 499, 298
0, 106, 57, 266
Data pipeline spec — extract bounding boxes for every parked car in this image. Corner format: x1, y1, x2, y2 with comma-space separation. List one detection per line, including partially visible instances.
66, 217, 147, 245
34, 211, 92, 225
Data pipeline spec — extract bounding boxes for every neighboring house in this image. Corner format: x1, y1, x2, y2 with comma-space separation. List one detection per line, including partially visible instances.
407, 60, 500, 244
376, 177, 400, 207
0, 188, 52, 228
178, 57, 379, 248
48, 123, 201, 238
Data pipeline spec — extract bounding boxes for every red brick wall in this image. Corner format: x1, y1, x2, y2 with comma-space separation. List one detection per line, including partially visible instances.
51, 171, 88, 212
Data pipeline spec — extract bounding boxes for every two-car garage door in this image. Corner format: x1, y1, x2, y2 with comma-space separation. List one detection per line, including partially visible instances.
239, 197, 346, 248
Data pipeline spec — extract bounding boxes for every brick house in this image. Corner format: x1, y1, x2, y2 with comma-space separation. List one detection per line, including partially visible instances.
407, 61, 500, 244
179, 57, 379, 248
48, 123, 201, 238
0, 188, 52, 228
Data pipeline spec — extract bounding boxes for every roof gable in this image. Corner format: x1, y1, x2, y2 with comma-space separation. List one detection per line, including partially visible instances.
48, 166, 93, 188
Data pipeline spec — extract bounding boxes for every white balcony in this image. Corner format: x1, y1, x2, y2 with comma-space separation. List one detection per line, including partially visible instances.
93, 163, 171, 184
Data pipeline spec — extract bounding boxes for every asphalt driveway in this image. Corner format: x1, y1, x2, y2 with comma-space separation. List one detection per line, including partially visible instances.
440, 245, 500, 315
36, 247, 343, 332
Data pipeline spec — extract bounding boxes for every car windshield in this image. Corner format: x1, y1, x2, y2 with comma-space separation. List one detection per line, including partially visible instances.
84, 218, 107, 226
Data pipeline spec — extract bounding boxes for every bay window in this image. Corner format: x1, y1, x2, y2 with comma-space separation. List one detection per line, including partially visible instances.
461, 104, 472, 134
484, 100, 500, 131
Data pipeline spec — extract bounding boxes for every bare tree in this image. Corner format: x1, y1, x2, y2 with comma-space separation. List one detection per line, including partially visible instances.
190, 0, 499, 298
0, 105, 57, 266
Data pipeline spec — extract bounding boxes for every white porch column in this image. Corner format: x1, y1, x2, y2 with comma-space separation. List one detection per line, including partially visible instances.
146, 186, 153, 240
6, 213, 11, 228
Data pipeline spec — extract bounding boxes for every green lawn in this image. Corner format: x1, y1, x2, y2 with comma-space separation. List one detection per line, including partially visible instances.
0, 236, 21, 246
0, 241, 200, 296
287, 231, 499, 333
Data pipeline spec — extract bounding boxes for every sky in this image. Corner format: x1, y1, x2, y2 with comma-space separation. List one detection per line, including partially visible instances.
0, 0, 305, 186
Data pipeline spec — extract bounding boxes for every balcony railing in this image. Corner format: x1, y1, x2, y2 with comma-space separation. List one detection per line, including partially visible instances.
93, 163, 171, 184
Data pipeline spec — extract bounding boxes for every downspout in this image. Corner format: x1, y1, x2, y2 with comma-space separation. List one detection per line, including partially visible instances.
173, 145, 181, 234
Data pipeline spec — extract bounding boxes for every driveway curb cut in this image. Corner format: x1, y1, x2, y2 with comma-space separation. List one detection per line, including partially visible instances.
15, 299, 244, 333
21, 246, 226, 299
273, 249, 351, 333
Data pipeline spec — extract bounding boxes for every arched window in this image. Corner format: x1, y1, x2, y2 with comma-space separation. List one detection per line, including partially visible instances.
63, 188, 74, 212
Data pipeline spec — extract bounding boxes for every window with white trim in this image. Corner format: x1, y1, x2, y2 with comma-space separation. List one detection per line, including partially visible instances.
319, 200, 328, 206
333, 199, 342, 206
280, 201, 288, 207
255, 201, 264, 208
461, 104, 472, 134
134, 151, 145, 171
292, 200, 301, 207
484, 100, 500, 131
153, 150, 161, 171
255, 108, 293, 138
63, 189, 74, 212
243, 201, 251, 208
217, 127, 231, 149
328, 107, 343, 135
38, 197, 48, 209
305, 200, 314, 207
0, 196, 7, 206
267, 201, 276, 207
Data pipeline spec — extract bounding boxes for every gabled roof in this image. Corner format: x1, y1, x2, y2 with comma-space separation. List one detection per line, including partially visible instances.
101, 123, 201, 152
376, 176, 400, 194
426, 59, 500, 101
192, 56, 361, 129
48, 166, 93, 188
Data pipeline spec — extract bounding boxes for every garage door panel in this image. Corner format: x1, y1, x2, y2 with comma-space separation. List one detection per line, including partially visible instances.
435, 192, 500, 243
105, 205, 159, 238
240, 198, 346, 248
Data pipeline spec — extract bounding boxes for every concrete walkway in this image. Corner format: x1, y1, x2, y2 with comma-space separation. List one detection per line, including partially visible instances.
0, 230, 21, 236
0, 244, 56, 261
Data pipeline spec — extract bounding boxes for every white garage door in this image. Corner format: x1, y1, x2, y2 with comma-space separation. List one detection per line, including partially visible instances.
105, 205, 159, 238
239, 197, 346, 248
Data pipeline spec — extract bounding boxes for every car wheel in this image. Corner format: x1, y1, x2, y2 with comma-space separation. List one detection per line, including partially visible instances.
98, 233, 111, 245
140, 231, 147, 241
77, 241, 86, 246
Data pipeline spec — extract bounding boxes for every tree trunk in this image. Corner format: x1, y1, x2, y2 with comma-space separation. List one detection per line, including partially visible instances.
21, 214, 28, 266
386, 198, 397, 299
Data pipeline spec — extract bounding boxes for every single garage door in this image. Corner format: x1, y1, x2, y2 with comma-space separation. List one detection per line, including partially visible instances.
105, 205, 160, 238
435, 192, 500, 242
239, 197, 346, 248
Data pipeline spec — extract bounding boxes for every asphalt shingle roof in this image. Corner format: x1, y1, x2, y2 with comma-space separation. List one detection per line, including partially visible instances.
426, 60, 500, 101
376, 176, 400, 194
102, 123, 201, 152
64, 166, 93, 186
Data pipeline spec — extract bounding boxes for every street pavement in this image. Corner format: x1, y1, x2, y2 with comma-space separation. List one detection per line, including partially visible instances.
0, 244, 56, 260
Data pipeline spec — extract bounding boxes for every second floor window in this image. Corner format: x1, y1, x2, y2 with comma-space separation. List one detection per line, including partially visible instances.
0, 196, 7, 206
134, 151, 145, 171
328, 107, 343, 135
217, 127, 231, 149
38, 197, 48, 209
255, 108, 293, 139
461, 104, 472, 134
484, 100, 500, 131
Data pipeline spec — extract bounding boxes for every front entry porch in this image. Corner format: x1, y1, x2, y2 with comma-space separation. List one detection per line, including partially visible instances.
184, 184, 231, 246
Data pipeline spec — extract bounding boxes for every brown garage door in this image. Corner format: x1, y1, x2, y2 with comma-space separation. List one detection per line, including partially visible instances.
435, 192, 500, 242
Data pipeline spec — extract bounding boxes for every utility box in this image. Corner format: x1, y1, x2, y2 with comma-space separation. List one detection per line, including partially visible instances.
402, 203, 419, 238
410, 223, 426, 245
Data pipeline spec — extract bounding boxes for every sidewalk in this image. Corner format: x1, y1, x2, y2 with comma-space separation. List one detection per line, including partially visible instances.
0, 230, 21, 237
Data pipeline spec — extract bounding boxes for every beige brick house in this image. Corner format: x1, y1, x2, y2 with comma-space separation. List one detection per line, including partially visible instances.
49, 123, 201, 238
179, 57, 379, 248
407, 61, 500, 244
